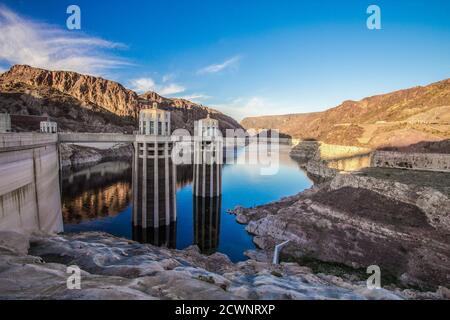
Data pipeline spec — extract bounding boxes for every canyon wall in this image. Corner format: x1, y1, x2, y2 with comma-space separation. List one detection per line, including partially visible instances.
371, 151, 450, 172
0, 65, 243, 135
292, 141, 450, 179
242, 78, 450, 149
318, 143, 372, 161
290, 141, 371, 162
330, 172, 450, 231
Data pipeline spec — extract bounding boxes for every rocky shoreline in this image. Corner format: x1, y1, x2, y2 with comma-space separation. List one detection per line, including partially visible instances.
60, 143, 133, 169
230, 143, 450, 293
1, 231, 446, 300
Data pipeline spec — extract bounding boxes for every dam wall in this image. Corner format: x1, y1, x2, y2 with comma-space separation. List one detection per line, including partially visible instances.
0, 133, 63, 233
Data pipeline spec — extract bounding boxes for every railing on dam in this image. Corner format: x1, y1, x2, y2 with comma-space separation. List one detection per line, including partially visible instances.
58, 132, 292, 145
0, 132, 58, 151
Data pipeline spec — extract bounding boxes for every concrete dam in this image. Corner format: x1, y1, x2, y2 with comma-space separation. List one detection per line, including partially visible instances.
0, 113, 276, 238
0, 133, 63, 233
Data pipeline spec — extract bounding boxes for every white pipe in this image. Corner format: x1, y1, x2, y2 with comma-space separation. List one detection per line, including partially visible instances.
272, 240, 290, 265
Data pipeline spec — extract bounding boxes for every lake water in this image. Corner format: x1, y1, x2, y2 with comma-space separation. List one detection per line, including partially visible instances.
62, 145, 312, 262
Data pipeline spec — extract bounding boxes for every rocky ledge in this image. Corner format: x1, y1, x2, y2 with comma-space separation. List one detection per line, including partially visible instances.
230, 168, 450, 293
60, 143, 132, 168
1, 231, 443, 300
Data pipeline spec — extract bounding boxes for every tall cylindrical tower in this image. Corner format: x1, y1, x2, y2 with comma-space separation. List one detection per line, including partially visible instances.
133, 103, 177, 239
138, 103, 171, 136
192, 114, 223, 254
193, 114, 223, 197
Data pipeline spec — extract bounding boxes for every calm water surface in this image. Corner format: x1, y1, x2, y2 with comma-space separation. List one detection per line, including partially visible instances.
62, 145, 312, 261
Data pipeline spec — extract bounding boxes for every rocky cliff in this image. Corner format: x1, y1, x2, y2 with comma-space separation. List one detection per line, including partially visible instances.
0, 65, 140, 117
242, 79, 450, 149
231, 168, 450, 291
0, 65, 242, 134
59, 144, 133, 168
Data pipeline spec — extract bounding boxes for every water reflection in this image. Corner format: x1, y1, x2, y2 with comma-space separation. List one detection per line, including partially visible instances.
132, 223, 177, 248
177, 164, 194, 189
193, 196, 221, 254
327, 154, 372, 172
62, 161, 132, 223
192, 124, 223, 253
132, 139, 178, 246
62, 145, 313, 261
132, 142, 177, 228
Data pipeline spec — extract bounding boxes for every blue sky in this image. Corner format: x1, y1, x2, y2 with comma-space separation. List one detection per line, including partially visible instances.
0, 0, 449, 120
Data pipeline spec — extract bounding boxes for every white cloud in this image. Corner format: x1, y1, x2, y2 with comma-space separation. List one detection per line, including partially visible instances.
130, 78, 156, 93
0, 5, 129, 76
162, 73, 174, 83
213, 96, 292, 122
130, 77, 186, 96
159, 83, 186, 95
180, 94, 211, 102
197, 55, 241, 74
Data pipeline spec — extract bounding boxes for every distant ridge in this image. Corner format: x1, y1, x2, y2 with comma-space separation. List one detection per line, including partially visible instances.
241, 79, 450, 148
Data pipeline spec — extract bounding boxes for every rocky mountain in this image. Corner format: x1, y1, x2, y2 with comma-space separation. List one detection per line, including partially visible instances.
0, 80, 136, 133
242, 79, 450, 149
0, 65, 242, 133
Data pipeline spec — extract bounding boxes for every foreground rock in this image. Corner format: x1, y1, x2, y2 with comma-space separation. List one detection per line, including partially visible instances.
1, 231, 439, 300
231, 169, 450, 292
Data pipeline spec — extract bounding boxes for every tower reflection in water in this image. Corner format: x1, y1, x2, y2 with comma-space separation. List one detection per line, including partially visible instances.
132, 103, 177, 248
193, 114, 223, 254
193, 196, 221, 254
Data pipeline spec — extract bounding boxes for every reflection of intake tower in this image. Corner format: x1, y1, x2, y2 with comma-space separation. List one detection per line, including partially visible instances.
193, 115, 223, 197
133, 223, 176, 248
194, 195, 221, 254
133, 103, 177, 234
193, 115, 223, 254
